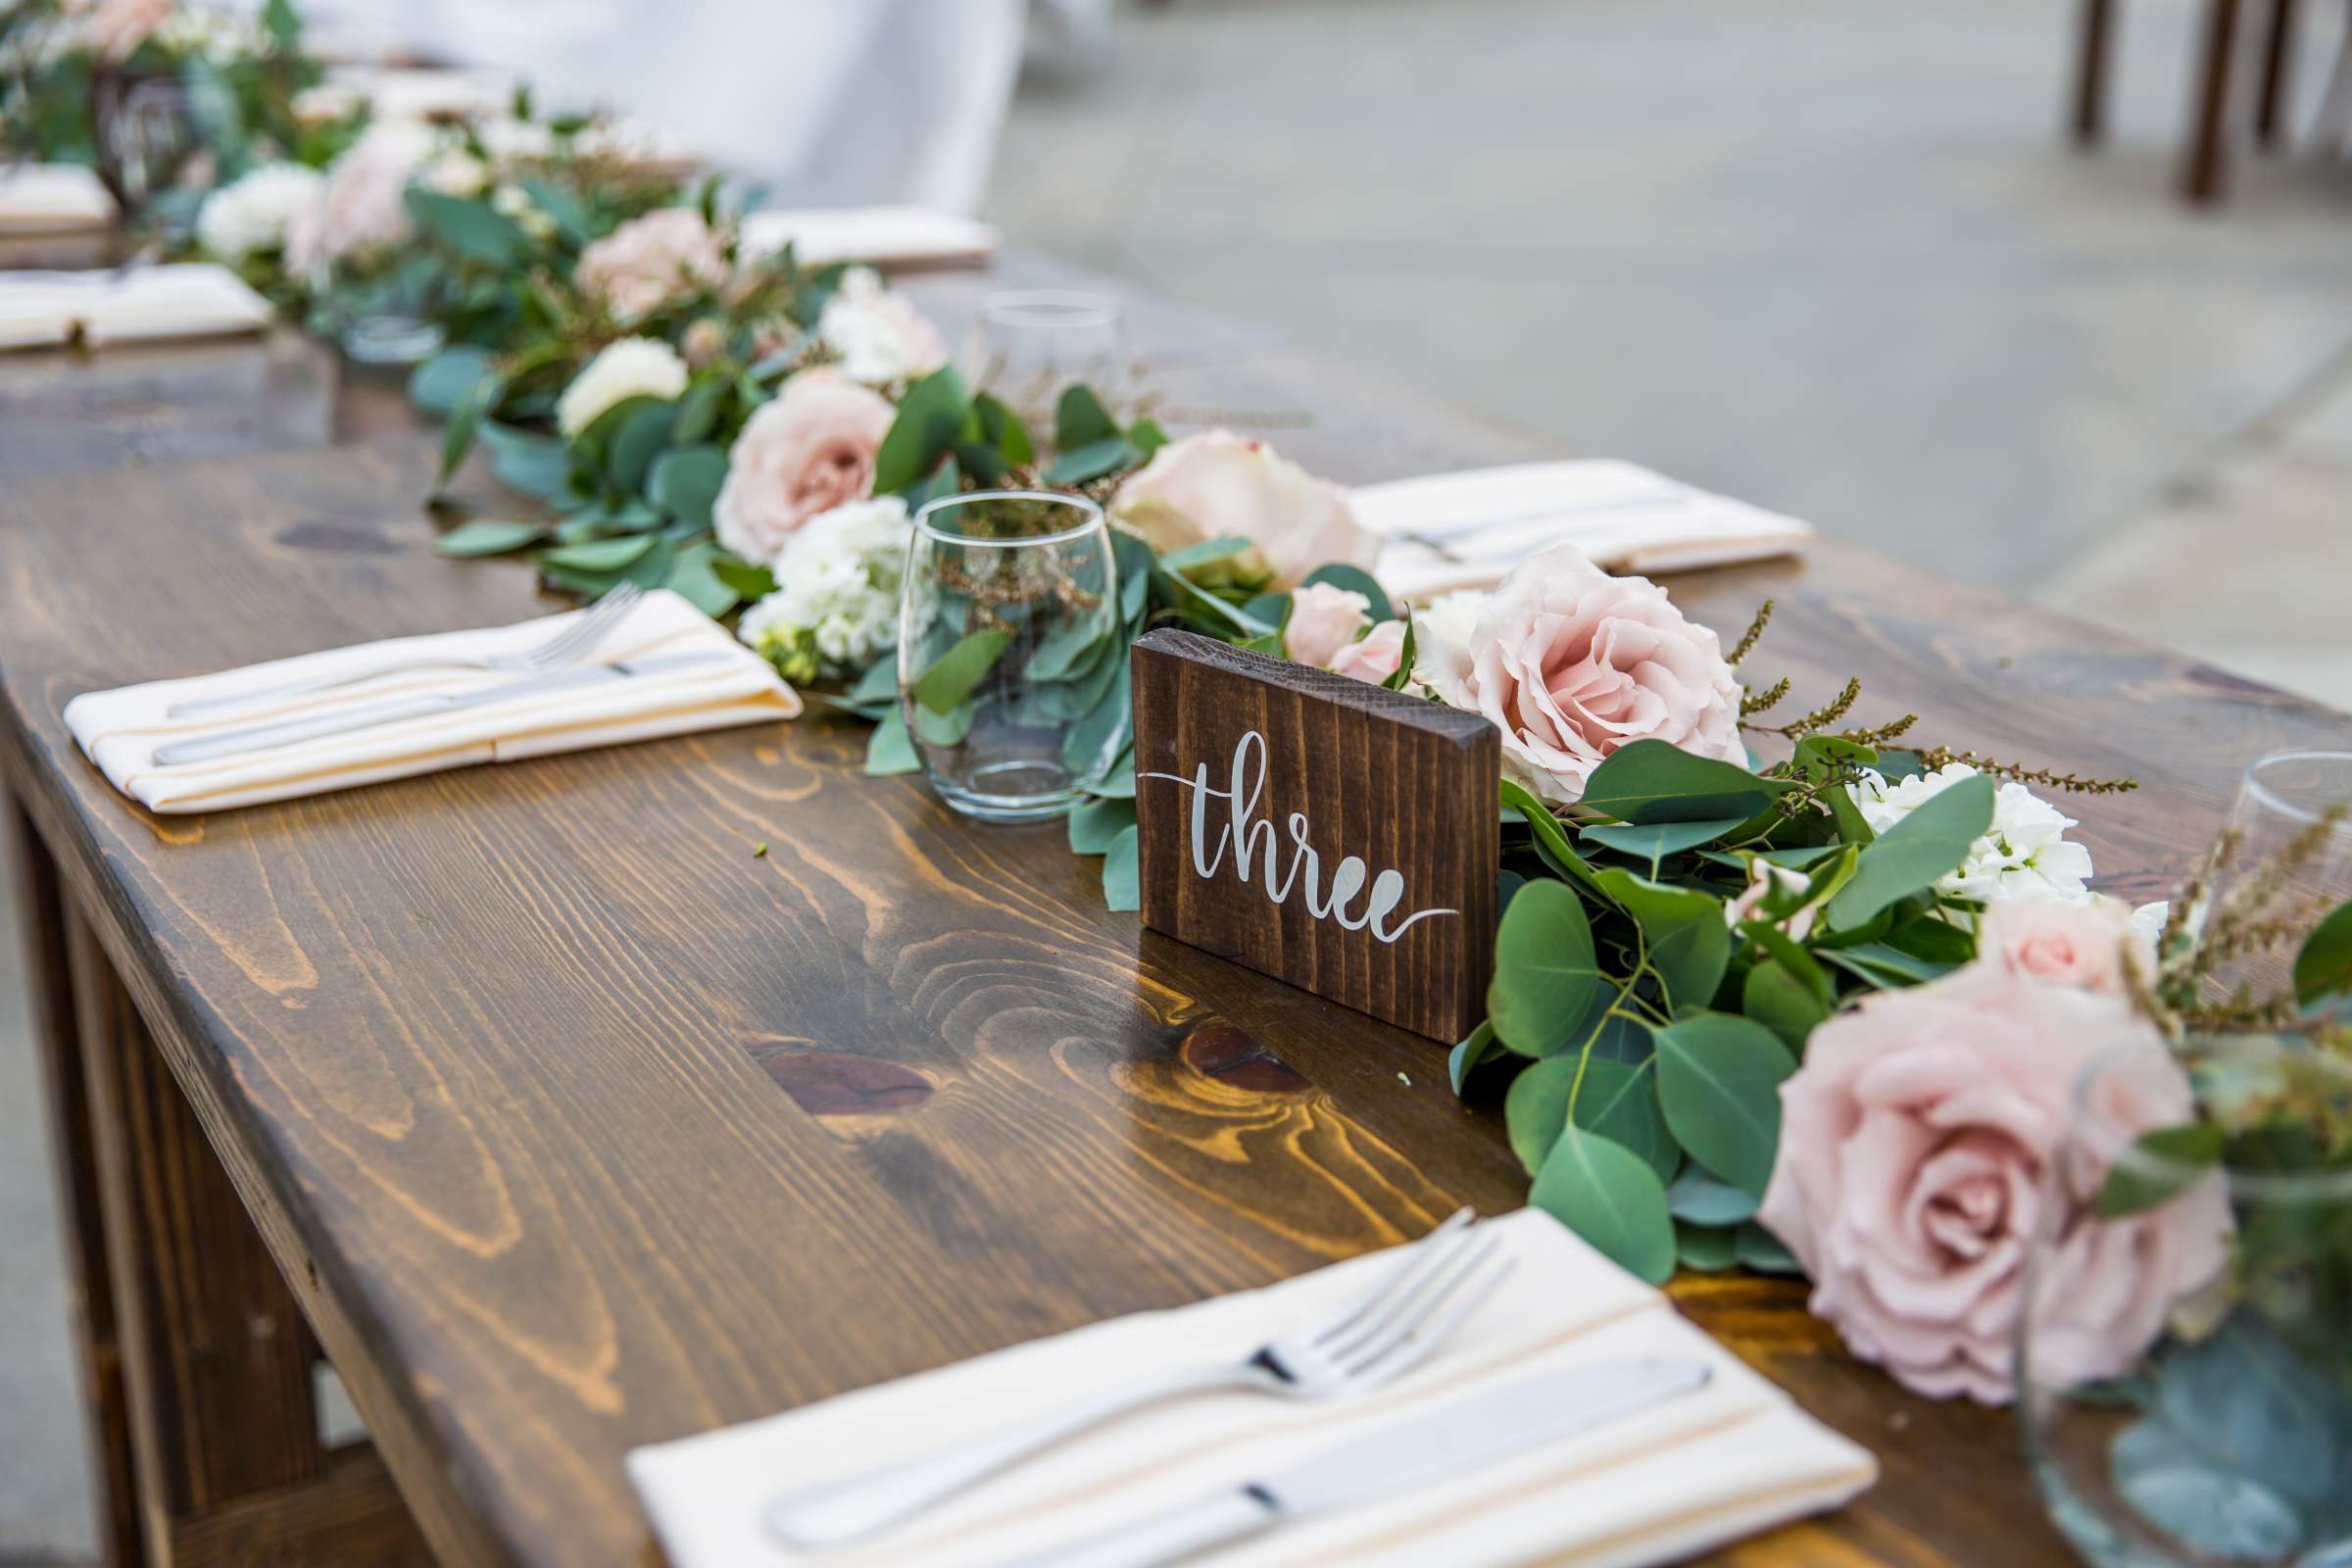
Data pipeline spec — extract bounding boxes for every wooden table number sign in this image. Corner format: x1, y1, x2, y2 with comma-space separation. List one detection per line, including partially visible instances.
1130, 628, 1500, 1042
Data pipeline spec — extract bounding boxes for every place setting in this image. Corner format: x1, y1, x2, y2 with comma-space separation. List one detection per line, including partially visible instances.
4, 4, 2350, 1568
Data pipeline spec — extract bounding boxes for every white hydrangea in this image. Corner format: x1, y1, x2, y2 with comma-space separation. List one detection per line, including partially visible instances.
555, 338, 689, 438
1848, 763, 2098, 906
816, 267, 947, 387
194, 162, 322, 263
421, 150, 489, 198
737, 499, 913, 684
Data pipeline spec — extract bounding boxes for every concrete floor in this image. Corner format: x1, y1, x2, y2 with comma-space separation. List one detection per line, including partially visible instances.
6, 0, 2352, 1556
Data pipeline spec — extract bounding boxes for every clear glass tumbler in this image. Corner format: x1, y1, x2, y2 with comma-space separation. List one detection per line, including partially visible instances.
2018, 1036, 2352, 1568
898, 490, 1119, 823
962, 288, 1131, 433
2192, 751, 2352, 1008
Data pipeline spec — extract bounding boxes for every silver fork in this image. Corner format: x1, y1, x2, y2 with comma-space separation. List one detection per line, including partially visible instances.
762, 1208, 1512, 1550
167, 582, 644, 720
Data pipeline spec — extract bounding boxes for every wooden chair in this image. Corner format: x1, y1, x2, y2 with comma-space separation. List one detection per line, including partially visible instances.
2071, 0, 2303, 203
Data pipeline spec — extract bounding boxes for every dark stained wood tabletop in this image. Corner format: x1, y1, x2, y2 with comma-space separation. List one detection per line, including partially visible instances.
5, 252, 2350, 1568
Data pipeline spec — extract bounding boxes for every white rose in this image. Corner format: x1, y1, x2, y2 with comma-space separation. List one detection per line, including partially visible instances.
555, 338, 689, 439
1411, 587, 1488, 651
1108, 429, 1379, 591
1847, 764, 2099, 906
195, 162, 322, 263
422, 151, 489, 199
814, 267, 948, 387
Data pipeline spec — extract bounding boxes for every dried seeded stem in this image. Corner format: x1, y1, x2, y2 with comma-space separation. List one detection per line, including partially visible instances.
1748, 677, 1861, 740
1838, 712, 1919, 748
1914, 747, 2138, 797
1727, 600, 1773, 666
1740, 676, 1790, 718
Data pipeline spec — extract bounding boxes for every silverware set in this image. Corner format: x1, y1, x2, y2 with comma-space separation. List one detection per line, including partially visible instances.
762, 1211, 1712, 1566
151, 584, 673, 766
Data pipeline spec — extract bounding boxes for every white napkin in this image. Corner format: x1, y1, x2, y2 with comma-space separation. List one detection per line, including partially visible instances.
741, 206, 1000, 270
0, 263, 274, 352
65, 589, 801, 814
1362, 460, 1815, 600
626, 1210, 1876, 1568
319, 63, 520, 122
0, 164, 117, 232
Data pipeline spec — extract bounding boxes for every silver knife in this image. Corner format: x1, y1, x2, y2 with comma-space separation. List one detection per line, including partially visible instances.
1002, 1355, 1712, 1568
151, 651, 734, 766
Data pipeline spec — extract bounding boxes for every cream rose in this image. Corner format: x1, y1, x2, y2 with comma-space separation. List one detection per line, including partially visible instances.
1109, 430, 1377, 591
711, 368, 897, 564
1416, 544, 1743, 808
1758, 960, 2230, 1404
1327, 619, 1410, 685
555, 337, 689, 439
575, 207, 728, 321
195, 163, 321, 263
1284, 582, 1371, 667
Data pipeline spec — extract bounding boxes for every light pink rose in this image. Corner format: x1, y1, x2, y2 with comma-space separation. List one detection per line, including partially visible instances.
1724, 859, 1817, 941
712, 369, 897, 564
576, 207, 729, 321
283, 121, 434, 274
1417, 544, 1743, 808
1978, 898, 2148, 996
1284, 583, 1372, 667
83, 0, 169, 59
1328, 619, 1409, 685
1110, 430, 1379, 590
1758, 962, 2230, 1404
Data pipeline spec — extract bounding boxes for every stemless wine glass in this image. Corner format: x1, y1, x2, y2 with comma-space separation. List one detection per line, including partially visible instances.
2019, 1037, 2352, 1568
899, 490, 1120, 823
961, 289, 1131, 432
104, 78, 196, 213
2192, 752, 2352, 1006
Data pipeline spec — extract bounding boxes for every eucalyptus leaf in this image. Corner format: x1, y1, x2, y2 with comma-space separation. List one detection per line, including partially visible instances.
909, 629, 1011, 714
1497, 778, 1610, 900
1592, 868, 1731, 1013
662, 541, 738, 617
1054, 384, 1119, 451
1580, 740, 1794, 826
1667, 1167, 1761, 1226
1743, 958, 1832, 1053
479, 420, 571, 500
2094, 1123, 2223, 1218
1733, 1222, 1803, 1274
1528, 1127, 1677, 1286
1579, 816, 1747, 866
1507, 1054, 1676, 1183
2293, 901, 2352, 1008
864, 708, 919, 775
1068, 796, 1137, 855
537, 535, 656, 571
1486, 880, 1605, 1057
409, 345, 496, 416
432, 517, 545, 557
405, 186, 527, 266
1448, 1020, 1501, 1096
850, 656, 899, 706
1042, 436, 1136, 486
714, 558, 778, 602
436, 370, 506, 486
873, 365, 971, 495
971, 392, 1034, 466
1101, 825, 1141, 910
608, 399, 678, 494
1826, 774, 1994, 929
671, 376, 727, 446
1652, 1010, 1797, 1198
648, 446, 727, 530
1676, 1222, 1740, 1272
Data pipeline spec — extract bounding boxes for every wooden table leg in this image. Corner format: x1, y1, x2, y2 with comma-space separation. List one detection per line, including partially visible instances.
2182, 0, 2245, 202
2255, 0, 2298, 146
11, 799, 144, 1567
2073, 0, 2117, 143
10, 796, 433, 1566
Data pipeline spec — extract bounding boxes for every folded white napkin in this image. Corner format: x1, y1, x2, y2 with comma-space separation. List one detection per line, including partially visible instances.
320, 63, 520, 122
626, 1210, 1876, 1568
0, 164, 117, 232
0, 263, 274, 352
65, 589, 801, 814
741, 206, 1000, 270
1363, 460, 1815, 600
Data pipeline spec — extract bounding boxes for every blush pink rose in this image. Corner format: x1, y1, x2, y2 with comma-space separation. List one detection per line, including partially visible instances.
576, 207, 728, 320
712, 369, 897, 564
83, 0, 169, 59
1110, 430, 1379, 590
1417, 544, 1743, 808
283, 121, 434, 274
1328, 619, 1410, 685
1978, 898, 2148, 996
1724, 858, 1817, 941
1757, 961, 2229, 1404
1284, 582, 1372, 667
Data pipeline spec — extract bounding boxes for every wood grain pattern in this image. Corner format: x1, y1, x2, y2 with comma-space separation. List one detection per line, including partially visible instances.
1132, 629, 1497, 1041
4, 250, 2351, 1568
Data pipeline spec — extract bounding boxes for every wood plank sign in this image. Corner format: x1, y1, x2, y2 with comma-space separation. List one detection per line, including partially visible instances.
1130, 628, 1500, 1042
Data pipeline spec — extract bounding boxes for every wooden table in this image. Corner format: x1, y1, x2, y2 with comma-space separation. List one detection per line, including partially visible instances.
7, 255, 2351, 1568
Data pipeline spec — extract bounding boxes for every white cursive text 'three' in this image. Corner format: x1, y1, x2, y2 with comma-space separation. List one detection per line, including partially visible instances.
1139, 729, 1456, 944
